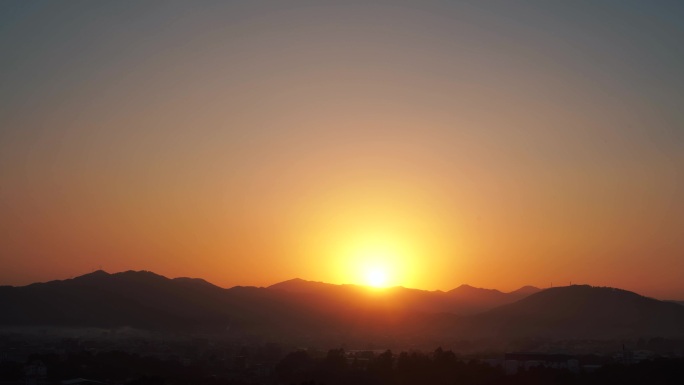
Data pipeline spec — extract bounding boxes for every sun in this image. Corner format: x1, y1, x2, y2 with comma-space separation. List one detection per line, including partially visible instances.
335, 236, 415, 289
365, 266, 389, 288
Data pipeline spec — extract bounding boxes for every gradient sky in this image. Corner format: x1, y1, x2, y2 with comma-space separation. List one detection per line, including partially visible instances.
1, 0, 683, 298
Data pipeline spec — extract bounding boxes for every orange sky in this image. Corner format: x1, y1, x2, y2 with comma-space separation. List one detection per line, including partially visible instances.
1, 1, 683, 299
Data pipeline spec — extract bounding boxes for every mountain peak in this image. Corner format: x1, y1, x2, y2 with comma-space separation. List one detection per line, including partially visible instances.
116, 269, 163, 276
268, 278, 334, 293
70, 269, 111, 283
510, 285, 542, 295
450, 284, 503, 295
112, 270, 168, 280
64, 270, 171, 287
82, 269, 110, 277
280, 278, 307, 284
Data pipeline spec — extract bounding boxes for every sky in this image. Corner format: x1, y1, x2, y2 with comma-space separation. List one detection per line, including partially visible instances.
1, 0, 683, 298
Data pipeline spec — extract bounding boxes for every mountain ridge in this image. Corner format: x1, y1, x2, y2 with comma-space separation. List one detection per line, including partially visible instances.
2, 271, 683, 346
268, 277, 540, 296
4, 271, 540, 296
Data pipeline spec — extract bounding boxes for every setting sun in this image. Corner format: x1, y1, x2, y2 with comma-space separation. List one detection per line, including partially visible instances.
330, 236, 415, 288
365, 267, 389, 288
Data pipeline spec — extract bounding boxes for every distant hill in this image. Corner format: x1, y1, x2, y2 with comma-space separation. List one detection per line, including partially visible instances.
0, 270, 234, 330
269, 279, 540, 315
464, 285, 684, 339
445, 284, 541, 313
2, 272, 682, 346
269, 278, 335, 294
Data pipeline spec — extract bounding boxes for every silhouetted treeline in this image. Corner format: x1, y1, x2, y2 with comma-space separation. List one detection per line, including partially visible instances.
0, 350, 262, 385
2, 347, 684, 384
275, 348, 684, 385
275, 348, 505, 385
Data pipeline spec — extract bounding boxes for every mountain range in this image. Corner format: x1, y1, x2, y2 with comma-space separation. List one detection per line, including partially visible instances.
2, 270, 683, 347
268, 278, 541, 315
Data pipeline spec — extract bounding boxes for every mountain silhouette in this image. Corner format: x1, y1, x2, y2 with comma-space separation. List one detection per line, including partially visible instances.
0, 270, 233, 330
2, 272, 683, 346
269, 279, 540, 315
0, 271, 459, 347
464, 285, 684, 339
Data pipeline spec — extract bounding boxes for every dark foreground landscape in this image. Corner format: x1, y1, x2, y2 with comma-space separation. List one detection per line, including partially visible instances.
2, 271, 684, 384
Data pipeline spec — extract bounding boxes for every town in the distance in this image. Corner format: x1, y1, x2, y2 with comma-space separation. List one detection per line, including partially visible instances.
1, 270, 683, 385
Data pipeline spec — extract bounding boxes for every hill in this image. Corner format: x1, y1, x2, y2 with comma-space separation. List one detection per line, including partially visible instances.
269, 279, 540, 315
464, 285, 684, 339
0, 270, 233, 330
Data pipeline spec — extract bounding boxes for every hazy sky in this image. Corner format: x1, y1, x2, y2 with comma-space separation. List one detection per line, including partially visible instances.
1, 0, 683, 298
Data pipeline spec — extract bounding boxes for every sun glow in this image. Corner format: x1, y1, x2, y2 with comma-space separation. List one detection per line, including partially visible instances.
365, 266, 389, 288
353, 243, 402, 288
